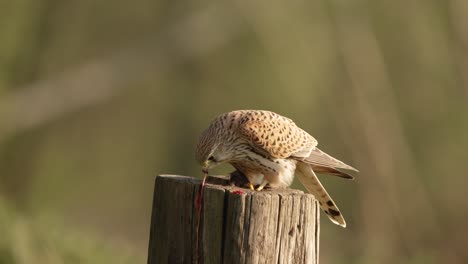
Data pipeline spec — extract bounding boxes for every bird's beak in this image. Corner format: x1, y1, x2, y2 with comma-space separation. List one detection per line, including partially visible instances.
202, 161, 209, 174
202, 158, 213, 173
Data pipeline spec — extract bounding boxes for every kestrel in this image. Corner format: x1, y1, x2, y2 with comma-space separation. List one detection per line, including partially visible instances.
195, 110, 357, 227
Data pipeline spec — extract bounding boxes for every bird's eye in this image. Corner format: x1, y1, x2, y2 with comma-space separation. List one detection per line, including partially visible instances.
208, 156, 216, 162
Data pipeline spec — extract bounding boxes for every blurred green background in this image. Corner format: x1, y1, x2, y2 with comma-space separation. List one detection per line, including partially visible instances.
1, 0, 467, 263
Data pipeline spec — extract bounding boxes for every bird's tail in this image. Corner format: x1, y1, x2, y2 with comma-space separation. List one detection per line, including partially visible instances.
296, 162, 346, 227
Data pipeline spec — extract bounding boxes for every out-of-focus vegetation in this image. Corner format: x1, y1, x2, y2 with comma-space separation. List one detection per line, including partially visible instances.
0, 0, 467, 263
0, 196, 142, 264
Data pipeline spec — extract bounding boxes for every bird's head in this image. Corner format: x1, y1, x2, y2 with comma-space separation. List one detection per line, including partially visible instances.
195, 126, 233, 174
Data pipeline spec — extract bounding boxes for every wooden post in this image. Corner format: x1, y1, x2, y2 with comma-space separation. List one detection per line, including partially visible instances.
147, 174, 320, 264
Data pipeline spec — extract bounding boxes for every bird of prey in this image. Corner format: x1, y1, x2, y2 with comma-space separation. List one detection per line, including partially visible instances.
195, 110, 358, 227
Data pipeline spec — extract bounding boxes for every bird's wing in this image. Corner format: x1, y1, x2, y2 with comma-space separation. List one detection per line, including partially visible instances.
311, 165, 355, 180
238, 112, 317, 159
302, 148, 358, 172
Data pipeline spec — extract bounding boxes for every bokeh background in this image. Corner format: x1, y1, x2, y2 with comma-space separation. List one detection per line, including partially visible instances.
1, 0, 467, 263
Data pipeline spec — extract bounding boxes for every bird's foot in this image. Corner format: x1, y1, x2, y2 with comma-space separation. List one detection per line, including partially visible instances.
255, 180, 268, 191
248, 182, 255, 190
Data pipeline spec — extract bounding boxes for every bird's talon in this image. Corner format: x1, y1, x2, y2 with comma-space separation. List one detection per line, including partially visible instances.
248, 183, 255, 190
256, 180, 268, 191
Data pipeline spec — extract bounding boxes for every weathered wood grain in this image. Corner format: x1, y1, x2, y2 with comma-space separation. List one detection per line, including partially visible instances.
148, 174, 319, 264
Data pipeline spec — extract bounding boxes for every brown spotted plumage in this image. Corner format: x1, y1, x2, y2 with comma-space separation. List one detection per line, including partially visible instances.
195, 110, 358, 227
